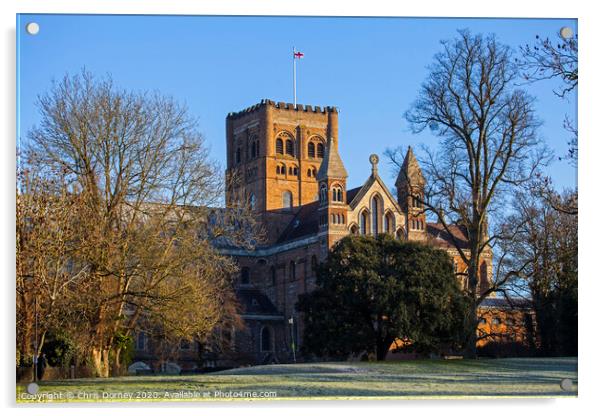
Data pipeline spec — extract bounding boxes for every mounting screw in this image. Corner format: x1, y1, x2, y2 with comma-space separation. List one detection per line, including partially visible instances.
559, 27, 573, 39
26, 22, 40, 35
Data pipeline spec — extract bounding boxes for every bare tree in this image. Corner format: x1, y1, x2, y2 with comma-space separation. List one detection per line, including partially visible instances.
396, 30, 550, 357
499, 189, 577, 355
520, 31, 578, 213
19, 70, 258, 376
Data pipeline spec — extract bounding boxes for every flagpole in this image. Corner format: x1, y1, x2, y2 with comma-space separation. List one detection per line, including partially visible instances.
293, 47, 297, 106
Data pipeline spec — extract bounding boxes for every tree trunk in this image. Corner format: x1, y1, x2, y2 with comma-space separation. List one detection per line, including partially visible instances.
112, 347, 122, 376
463, 302, 478, 359
91, 347, 111, 378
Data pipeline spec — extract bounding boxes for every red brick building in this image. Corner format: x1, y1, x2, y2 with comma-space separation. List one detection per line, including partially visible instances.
131, 100, 532, 371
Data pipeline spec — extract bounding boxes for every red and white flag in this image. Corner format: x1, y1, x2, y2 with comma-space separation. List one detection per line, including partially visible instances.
293, 50, 304, 59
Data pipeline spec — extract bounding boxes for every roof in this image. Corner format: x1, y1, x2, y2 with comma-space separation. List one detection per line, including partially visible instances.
395, 146, 425, 188
480, 297, 532, 309
346, 186, 362, 204
236, 288, 280, 316
276, 201, 320, 244
317, 137, 348, 180
426, 222, 470, 249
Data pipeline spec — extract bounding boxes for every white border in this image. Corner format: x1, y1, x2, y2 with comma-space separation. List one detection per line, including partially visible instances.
2, 1, 600, 415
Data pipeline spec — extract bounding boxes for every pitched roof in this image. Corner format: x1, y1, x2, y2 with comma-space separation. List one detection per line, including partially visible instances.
346, 186, 362, 204
236, 288, 281, 316
395, 146, 425, 188
276, 201, 320, 244
317, 137, 348, 180
426, 222, 470, 249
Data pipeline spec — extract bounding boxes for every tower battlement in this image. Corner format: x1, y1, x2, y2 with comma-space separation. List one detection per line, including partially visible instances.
227, 99, 338, 119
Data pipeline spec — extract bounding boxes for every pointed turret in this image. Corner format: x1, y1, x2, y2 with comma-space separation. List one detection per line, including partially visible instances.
317, 137, 348, 251
317, 137, 348, 181
395, 146, 427, 241
395, 146, 425, 189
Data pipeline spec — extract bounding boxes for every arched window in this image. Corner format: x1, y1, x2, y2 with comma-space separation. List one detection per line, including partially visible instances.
317, 143, 324, 158
289, 261, 296, 281
360, 211, 368, 235
270, 266, 276, 286
293, 167, 298, 176
285, 139, 294, 156
308, 142, 315, 158
288, 166, 293, 175
384, 212, 394, 233
312, 167, 317, 177
282, 191, 293, 209
249, 193, 256, 210
332, 186, 343, 202
136, 331, 146, 350
331, 214, 336, 224
261, 326, 273, 352
251, 139, 256, 158
319, 184, 327, 203
371, 196, 380, 235
275, 138, 283, 154
241, 267, 250, 285
307, 168, 312, 177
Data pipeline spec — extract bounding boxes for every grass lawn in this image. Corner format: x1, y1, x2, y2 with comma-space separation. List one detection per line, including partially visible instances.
16, 357, 577, 402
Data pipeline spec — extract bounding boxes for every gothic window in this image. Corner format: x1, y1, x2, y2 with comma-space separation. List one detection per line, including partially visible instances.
276, 138, 283, 154
317, 143, 324, 158
293, 167, 298, 176
308, 142, 315, 158
251, 139, 256, 158
312, 167, 317, 177
240, 267, 250, 285
282, 191, 293, 209
371, 196, 380, 235
136, 332, 146, 351
286, 139, 294, 156
384, 212, 394, 234
307, 168, 312, 177
360, 211, 368, 235
260, 326, 273, 352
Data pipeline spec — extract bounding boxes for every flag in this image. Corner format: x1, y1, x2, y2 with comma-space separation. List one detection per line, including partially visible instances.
293, 50, 304, 59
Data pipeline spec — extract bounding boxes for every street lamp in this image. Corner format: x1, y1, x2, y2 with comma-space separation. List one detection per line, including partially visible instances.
288, 316, 296, 363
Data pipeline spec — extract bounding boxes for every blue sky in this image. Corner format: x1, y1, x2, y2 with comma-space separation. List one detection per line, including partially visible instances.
17, 14, 577, 192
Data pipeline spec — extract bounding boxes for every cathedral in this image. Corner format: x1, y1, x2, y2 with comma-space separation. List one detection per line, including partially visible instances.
132, 99, 533, 370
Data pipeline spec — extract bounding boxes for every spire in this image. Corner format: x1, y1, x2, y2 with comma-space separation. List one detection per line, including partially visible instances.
317, 137, 348, 180
395, 146, 425, 189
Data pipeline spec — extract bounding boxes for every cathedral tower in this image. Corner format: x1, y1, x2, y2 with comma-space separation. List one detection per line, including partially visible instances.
226, 100, 339, 243
395, 146, 427, 241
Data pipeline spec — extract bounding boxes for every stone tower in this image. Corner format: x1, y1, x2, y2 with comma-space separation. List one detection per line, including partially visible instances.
225, 99, 339, 243
395, 146, 427, 241
317, 137, 348, 252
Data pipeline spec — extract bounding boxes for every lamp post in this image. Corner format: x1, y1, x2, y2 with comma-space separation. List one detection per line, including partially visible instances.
288, 316, 296, 363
